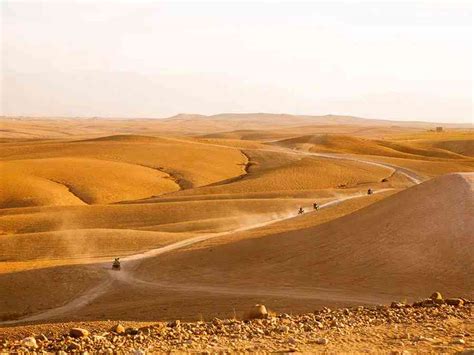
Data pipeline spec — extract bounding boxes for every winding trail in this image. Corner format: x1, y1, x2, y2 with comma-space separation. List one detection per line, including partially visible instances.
161, 136, 424, 184
304, 151, 423, 184
3, 145, 423, 325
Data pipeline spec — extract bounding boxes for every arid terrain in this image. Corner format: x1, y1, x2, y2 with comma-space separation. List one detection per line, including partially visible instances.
0, 114, 473, 352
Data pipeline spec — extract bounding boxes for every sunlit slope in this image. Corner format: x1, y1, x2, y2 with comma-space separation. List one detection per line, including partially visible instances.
0, 135, 247, 207
138, 173, 474, 299
0, 144, 401, 273
0, 158, 179, 207
0, 229, 194, 268
162, 149, 392, 198
391, 131, 474, 157
0, 191, 395, 320
273, 134, 471, 160
433, 139, 474, 156
0, 198, 309, 236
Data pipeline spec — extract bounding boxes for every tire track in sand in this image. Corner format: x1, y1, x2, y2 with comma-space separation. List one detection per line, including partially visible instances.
3, 188, 392, 324
2, 145, 423, 324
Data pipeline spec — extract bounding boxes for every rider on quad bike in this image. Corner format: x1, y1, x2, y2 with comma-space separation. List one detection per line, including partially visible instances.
298, 207, 304, 215
313, 203, 319, 210
112, 257, 121, 270
367, 188, 373, 195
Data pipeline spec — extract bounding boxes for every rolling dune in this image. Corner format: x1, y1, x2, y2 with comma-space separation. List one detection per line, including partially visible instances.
0, 118, 472, 327
137, 173, 474, 301
0, 157, 179, 207
273, 134, 470, 160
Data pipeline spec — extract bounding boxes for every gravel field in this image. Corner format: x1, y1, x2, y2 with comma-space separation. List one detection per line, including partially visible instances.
1, 294, 472, 353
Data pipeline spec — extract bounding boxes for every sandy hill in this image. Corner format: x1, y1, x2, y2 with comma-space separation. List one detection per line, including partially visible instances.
141, 148, 393, 199
0, 135, 247, 208
433, 139, 474, 157
273, 134, 470, 160
389, 131, 474, 157
138, 173, 474, 300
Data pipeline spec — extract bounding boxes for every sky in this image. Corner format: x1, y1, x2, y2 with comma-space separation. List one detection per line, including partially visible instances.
1, 0, 472, 123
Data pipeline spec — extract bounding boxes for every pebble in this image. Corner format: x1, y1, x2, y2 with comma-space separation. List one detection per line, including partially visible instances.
247, 304, 268, 320
20, 337, 37, 349
112, 323, 126, 334
69, 327, 90, 338
315, 337, 329, 345
279, 325, 290, 333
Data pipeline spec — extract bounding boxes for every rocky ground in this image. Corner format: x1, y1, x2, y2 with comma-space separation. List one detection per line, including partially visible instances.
1, 294, 472, 354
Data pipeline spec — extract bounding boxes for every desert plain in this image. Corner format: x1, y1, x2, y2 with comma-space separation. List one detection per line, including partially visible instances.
0, 113, 473, 352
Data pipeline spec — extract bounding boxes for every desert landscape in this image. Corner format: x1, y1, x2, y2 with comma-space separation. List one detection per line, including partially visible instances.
1, 0, 472, 352
0, 114, 473, 352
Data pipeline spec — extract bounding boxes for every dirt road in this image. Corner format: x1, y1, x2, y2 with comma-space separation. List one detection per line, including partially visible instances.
1, 145, 423, 325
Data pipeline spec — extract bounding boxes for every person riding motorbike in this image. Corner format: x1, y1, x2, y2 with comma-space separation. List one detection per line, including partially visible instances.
313, 203, 319, 210
298, 207, 304, 215
112, 257, 121, 270
367, 188, 373, 195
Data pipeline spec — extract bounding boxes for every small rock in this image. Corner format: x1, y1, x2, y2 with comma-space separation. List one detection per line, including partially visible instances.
111, 323, 125, 334
279, 325, 290, 333
125, 327, 139, 335
212, 318, 222, 326
35, 334, 48, 342
21, 337, 37, 349
452, 338, 466, 345
417, 298, 437, 307
246, 304, 268, 320
315, 338, 329, 345
391, 302, 406, 309
69, 327, 89, 338
67, 342, 81, 351
168, 320, 181, 328
446, 298, 464, 307
430, 292, 444, 304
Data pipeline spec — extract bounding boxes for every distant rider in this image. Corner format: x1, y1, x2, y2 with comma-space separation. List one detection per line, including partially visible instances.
113, 258, 121, 269
298, 207, 304, 215
367, 188, 373, 195
313, 203, 319, 210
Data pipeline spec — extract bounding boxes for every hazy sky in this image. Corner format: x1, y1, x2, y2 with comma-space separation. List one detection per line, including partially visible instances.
1, 0, 472, 122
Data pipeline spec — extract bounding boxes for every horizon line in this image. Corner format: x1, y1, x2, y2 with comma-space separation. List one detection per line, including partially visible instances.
1, 112, 472, 126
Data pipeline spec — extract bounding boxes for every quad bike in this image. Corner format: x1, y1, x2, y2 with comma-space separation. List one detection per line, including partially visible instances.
367, 188, 373, 195
313, 203, 319, 210
112, 258, 121, 270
